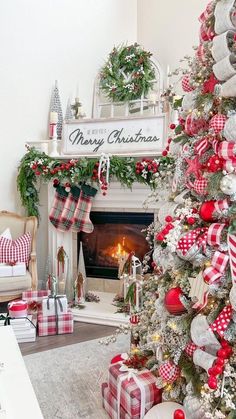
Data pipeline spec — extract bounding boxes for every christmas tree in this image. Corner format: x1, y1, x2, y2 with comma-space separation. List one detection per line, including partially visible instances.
131, 1, 236, 417
50, 80, 63, 139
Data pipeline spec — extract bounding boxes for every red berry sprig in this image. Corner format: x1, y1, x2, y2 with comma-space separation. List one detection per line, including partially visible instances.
207, 339, 233, 390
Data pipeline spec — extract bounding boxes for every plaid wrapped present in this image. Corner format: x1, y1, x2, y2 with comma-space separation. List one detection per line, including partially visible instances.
37, 309, 73, 336
108, 363, 161, 418
102, 382, 130, 419
22, 290, 50, 314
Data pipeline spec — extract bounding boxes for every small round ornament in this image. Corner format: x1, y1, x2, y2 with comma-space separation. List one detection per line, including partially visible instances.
223, 114, 236, 142
158, 360, 181, 383
199, 200, 217, 222
220, 174, 236, 195
174, 410, 185, 419
209, 114, 227, 134
205, 154, 224, 172
164, 287, 187, 315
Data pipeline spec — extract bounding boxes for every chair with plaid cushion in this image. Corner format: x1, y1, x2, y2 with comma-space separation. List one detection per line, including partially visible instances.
0, 211, 38, 302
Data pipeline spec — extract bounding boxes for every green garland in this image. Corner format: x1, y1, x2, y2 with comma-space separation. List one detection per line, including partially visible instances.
17, 147, 175, 219
100, 43, 156, 102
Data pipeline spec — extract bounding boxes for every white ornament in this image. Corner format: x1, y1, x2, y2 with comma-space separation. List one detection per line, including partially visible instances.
184, 395, 207, 419
144, 402, 185, 419
230, 284, 236, 310
182, 91, 197, 113
220, 173, 236, 195
191, 315, 221, 349
223, 114, 236, 141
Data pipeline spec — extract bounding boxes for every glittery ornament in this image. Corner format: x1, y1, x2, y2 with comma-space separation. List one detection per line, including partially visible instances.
209, 114, 227, 134
158, 361, 181, 383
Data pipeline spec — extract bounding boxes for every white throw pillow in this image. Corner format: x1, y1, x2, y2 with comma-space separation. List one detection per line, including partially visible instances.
0, 228, 12, 240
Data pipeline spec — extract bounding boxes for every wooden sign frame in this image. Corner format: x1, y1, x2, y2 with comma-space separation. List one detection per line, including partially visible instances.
61, 114, 167, 157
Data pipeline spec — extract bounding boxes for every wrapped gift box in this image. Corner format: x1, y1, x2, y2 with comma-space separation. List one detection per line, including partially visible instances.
108, 363, 161, 418
22, 290, 50, 302
0, 262, 26, 277
37, 309, 73, 336
41, 295, 68, 316
0, 314, 37, 343
102, 382, 130, 419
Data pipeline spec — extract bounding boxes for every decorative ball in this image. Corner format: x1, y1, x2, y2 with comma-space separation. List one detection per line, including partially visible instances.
174, 409, 185, 419
223, 114, 236, 142
164, 287, 187, 315
199, 200, 217, 222
185, 114, 208, 136
144, 402, 185, 419
220, 174, 236, 195
158, 361, 181, 383
209, 114, 227, 134
205, 155, 224, 172
185, 341, 198, 357
182, 75, 194, 92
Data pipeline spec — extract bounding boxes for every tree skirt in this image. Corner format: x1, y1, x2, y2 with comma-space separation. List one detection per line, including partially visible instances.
24, 335, 129, 419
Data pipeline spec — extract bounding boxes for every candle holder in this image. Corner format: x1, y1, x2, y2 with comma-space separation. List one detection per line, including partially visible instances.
49, 139, 60, 157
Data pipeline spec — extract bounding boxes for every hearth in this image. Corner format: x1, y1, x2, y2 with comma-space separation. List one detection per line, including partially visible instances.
78, 212, 153, 279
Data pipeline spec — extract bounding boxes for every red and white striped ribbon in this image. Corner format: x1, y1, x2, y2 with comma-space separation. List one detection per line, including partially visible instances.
207, 223, 225, 246
214, 199, 229, 214
194, 137, 209, 156
228, 233, 236, 284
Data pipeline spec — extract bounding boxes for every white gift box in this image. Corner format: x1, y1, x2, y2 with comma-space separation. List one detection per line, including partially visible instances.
41, 295, 68, 316
0, 262, 26, 277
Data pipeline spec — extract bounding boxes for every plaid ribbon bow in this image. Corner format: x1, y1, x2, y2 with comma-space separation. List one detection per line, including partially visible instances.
207, 223, 226, 246
203, 251, 229, 284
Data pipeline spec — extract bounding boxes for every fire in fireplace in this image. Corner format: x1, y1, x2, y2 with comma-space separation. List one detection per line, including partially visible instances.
78, 212, 153, 279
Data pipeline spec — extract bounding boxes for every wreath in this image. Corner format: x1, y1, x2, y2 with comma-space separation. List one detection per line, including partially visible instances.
99, 43, 156, 102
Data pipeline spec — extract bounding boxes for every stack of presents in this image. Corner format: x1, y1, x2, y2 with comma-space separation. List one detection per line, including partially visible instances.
102, 355, 162, 419
0, 288, 74, 342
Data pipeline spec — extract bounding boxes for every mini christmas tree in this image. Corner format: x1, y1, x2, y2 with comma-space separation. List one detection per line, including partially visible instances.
65, 97, 73, 121
50, 80, 63, 139
130, 1, 236, 417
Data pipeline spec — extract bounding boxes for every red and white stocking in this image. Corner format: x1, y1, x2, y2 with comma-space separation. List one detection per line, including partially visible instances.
58, 185, 81, 232
49, 186, 69, 230
72, 185, 97, 233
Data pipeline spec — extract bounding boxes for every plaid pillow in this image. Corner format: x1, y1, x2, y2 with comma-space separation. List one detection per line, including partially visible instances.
0, 232, 31, 264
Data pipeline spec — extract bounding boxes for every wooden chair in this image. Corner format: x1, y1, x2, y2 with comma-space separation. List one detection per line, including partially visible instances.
0, 211, 38, 302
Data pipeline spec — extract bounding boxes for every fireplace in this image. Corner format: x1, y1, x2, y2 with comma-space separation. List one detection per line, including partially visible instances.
78, 212, 153, 279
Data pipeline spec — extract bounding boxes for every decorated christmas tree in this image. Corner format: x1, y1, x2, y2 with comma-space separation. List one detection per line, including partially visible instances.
131, 1, 236, 417
50, 80, 63, 139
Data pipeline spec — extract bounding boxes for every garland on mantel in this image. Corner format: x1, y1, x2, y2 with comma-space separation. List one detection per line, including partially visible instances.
17, 147, 175, 218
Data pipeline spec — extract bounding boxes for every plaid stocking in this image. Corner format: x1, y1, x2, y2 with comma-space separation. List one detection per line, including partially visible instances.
72, 185, 97, 233
49, 186, 69, 230
59, 185, 81, 232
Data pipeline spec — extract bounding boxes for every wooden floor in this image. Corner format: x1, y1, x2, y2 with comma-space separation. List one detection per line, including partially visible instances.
20, 321, 116, 356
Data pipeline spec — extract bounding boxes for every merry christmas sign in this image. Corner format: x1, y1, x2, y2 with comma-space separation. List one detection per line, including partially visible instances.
61, 115, 167, 156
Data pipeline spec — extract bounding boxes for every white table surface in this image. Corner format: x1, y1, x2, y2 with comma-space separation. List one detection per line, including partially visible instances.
0, 326, 43, 419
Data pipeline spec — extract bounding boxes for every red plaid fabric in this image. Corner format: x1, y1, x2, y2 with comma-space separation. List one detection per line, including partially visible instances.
214, 199, 229, 214
49, 186, 69, 230
158, 361, 180, 383
199, 1, 214, 22
210, 305, 233, 337
22, 290, 50, 302
207, 223, 225, 246
59, 186, 81, 231
228, 233, 236, 283
185, 341, 198, 357
37, 309, 73, 336
0, 233, 31, 265
187, 177, 208, 195
199, 23, 214, 42
72, 185, 97, 233
209, 114, 227, 134
218, 141, 236, 160
108, 363, 161, 417
182, 75, 194, 92
102, 382, 131, 419
203, 251, 229, 284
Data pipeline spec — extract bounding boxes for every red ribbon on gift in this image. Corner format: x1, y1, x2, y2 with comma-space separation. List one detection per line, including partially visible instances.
203, 251, 229, 284
209, 305, 233, 337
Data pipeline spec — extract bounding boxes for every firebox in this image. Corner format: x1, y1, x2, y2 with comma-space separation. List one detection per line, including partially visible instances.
78, 212, 153, 279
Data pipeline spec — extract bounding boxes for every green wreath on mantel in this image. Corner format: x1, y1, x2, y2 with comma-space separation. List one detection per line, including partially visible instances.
99, 43, 156, 102
17, 147, 175, 219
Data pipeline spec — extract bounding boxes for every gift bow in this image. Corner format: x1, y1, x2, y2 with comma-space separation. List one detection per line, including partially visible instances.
177, 227, 208, 256
117, 365, 146, 419
203, 250, 229, 284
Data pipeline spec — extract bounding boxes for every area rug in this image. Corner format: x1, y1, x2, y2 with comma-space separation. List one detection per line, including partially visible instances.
24, 334, 129, 419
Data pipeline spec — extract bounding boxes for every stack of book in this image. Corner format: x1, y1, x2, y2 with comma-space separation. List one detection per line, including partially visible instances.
0, 315, 37, 343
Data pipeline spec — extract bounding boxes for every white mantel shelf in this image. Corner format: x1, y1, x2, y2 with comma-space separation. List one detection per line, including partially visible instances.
0, 326, 43, 419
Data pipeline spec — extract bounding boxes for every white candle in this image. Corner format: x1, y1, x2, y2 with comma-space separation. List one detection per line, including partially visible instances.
50, 111, 58, 123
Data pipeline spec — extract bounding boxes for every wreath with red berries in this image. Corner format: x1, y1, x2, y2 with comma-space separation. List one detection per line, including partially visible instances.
100, 43, 156, 102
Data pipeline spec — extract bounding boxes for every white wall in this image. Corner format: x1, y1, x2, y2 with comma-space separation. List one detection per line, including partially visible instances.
0, 0, 137, 284
137, 0, 209, 87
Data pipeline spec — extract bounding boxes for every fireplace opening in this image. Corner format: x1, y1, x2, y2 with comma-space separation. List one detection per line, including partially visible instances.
78, 212, 153, 279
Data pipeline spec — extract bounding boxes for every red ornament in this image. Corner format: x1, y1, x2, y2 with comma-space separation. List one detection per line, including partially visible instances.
170, 123, 176, 130
186, 217, 195, 225
208, 376, 218, 390
174, 409, 185, 419
185, 114, 208, 136
164, 287, 187, 315
215, 358, 224, 367
165, 215, 173, 223
158, 361, 181, 383
209, 114, 227, 134
217, 348, 228, 359
199, 200, 217, 222
205, 155, 224, 172
182, 75, 194, 92
110, 354, 125, 364
202, 73, 219, 94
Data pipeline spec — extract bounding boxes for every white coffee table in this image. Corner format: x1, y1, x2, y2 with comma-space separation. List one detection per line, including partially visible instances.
0, 326, 43, 419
